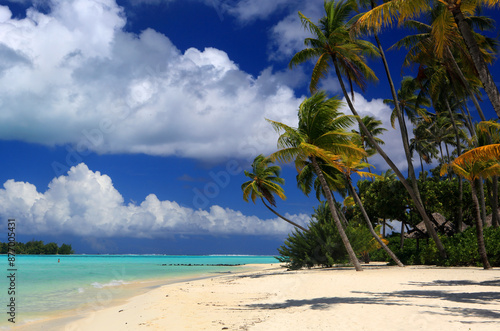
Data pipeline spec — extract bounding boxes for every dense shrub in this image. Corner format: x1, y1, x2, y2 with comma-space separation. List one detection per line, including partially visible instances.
276, 218, 349, 269
371, 227, 500, 267
277, 203, 383, 269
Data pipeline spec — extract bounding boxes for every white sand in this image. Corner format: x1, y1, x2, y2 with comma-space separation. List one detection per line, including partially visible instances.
15, 263, 500, 330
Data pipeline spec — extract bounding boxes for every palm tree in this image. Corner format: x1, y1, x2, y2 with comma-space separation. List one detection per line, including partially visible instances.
290, 0, 447, 258
383, 76, 431, 129
355, 0, 500, 118
339, 153, 405, 266
242, 154, 307, 232
389, 4, 497, 124
268, 91, 365, 271
443, 144, 500, 269
426, 114, 457, 164
410, 121, 439, 175
296, 159, 351, 227
352, 115, 386, 179
476, 121, 500, 227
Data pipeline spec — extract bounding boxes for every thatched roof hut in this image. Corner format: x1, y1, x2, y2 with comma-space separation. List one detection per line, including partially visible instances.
405, 213, 456, 239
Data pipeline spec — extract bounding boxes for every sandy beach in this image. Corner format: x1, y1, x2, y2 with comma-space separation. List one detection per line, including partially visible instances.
15, 263, 500, 331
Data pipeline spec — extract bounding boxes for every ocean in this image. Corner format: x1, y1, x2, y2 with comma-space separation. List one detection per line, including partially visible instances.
0, 254, 277, 328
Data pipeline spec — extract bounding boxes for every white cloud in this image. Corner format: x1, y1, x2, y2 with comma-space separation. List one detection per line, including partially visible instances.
0, 163, 310, 238
0, 0, 303, 162
267, 0, 324, 61
225, 0, 295, 23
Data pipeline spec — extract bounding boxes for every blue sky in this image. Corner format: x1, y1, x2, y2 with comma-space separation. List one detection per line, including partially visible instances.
0, 0, 498, 254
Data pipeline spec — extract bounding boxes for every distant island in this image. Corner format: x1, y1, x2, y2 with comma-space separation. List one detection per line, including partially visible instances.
0, 240, 74, 255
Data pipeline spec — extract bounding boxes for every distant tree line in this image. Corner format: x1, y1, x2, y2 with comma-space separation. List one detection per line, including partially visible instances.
0, 240, 74, 255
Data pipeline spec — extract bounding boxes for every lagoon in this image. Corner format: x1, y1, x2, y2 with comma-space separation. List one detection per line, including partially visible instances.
0, 254, 276, 328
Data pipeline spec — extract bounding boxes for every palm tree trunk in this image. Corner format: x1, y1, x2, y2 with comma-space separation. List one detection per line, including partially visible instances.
471, 180, 492, 269
261, 199, 308, 232
332, 60, 447, 259
419, 155, 424, 177
492, 177, 500, 228
444, 98, 463, 226
479, 179, 487, 225
332, 193, 349, 228
445, 46, 487, 122
458, 178, 464, 232
449, 5, 500, 118
373, 32, 420, 199
444, 143, 451, 163
438, 143, 445, 164
400, 219, 405, 250
346, 176, 404, 267
486, 180, 498, 228
311, 156, 363, 271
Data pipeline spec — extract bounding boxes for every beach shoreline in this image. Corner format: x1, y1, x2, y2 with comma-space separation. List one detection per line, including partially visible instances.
9, 263, 274, 331
13, 263, 500, 331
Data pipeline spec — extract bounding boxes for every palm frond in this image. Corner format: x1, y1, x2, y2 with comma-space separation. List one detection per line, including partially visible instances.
454, 144, 500, 166
354, 0, 431, 34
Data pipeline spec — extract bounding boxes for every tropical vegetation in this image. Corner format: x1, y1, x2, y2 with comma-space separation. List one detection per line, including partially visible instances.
0, 240, 74, 255
241, 0, 500, 270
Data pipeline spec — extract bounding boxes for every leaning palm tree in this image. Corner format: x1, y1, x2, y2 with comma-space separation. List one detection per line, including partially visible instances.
442, 144, 500, 269
389, 3, 496, 124
290, 0, 447, 258
354, 0, 500, 118
339, 153, 405, 266
296, 159, 351, 227
268, 91, 365, 271
242, 154, 307, 232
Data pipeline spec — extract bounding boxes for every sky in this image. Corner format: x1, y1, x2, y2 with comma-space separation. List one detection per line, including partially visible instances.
0, 0, 498, 254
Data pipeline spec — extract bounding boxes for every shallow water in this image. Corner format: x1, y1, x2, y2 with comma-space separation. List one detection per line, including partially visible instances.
0, 254, 276, 327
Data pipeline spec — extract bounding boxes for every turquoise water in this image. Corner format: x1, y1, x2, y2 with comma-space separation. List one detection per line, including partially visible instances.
0, 255, 276, 327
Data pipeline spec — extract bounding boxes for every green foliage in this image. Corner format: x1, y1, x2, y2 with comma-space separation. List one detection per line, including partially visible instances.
358, 178, 409, 222
58, 243, 75, 255
371, 227, 500, 267
277, 203, 381, 269
0, 240, 74, 254
277, 215, 348, 270
359, 175, 481, 229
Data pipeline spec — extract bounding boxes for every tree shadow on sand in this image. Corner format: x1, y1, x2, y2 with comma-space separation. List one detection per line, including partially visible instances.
407, 278, 500, 287
245, 296, 401, 311
245, 289, 500, 325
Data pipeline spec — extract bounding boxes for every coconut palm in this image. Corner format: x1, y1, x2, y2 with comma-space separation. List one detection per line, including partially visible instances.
476, 121, 500, 227
390, 4, 496, 124
383, 76, 431, 129
443, 143, 500, 269
352, 115, 386, 179
290, 0, 447, 258
242, 154, 307, 232
268, 91, 365, 271
426, 114, 458, 163
355, 0, 500, 118
352, 116, 386, 156
410, 121, 439, 175
339, 153, 405, 266
354, 0, 424, 209
296, 159, 351, 227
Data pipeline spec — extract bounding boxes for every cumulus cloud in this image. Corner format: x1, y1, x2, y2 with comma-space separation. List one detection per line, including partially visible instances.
0, 0, 303, 162
0, 163, 310, 238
